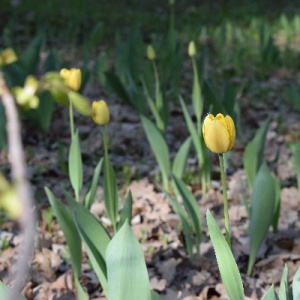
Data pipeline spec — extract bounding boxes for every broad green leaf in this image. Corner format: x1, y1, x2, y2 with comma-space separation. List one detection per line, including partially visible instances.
105, 71, 133, 107
263, 285, 279, 300
173, 175, 201, 254
0, 281, 26, 300
20, 32, 44, 74
294, 140, 300, 197
278, 264, 289, 300
140, 115, 170, 190
293, 265, 300, 299
65, 193, 110, 295
83, 158, 103, 210
68, 130, 83, 201
165, 192, 193, 256
26, 91, 55, 131
106, 221, 151, 300
179, 96, 201, 154
206, 210, 244, 300
172, 136, 192, 178
103, 154, 119, 232
44, 188, 82, 280
247, 162, 276, 275
118, 190, 133, 229
243, 117, 270, 189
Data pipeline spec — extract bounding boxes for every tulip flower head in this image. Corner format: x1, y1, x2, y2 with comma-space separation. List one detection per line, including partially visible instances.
188, 41, 196, 57
202, 113, 235, 154
92, 100, 110, 125
60, 68, 81, 92
147, 45, 156, 61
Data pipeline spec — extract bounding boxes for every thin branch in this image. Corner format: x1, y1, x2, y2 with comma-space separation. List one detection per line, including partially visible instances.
0, 73, 36, 299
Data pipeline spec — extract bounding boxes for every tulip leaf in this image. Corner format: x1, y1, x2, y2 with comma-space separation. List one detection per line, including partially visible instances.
118, 190, 133, 229
263, 285, 279, 300
278, 264, 289, 300
172, 136, 192, 178
164, 191, 193, 256
272, 176, 281, 233
68, 130, 83, 201
179, 96, 201, 155
173, 175, 201, 254
83, 158, 103, 210
0, 280, 26, 300
247, 162, 276, 275
65, 193, 111, 295
293, 140, 300, 197
206, 210, 244, 300
243, 118, 270, 188
140, 115, 170, 190
151, 290, 162, 300
20, 32, 44, 74
44, 187, 82, 281
74, 277, 88, 300
106, 221, 152, 300
292, 265, 300, 299
103, 154, 119, 232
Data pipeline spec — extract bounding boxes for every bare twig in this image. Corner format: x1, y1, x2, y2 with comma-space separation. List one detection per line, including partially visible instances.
0, 73, 36, 299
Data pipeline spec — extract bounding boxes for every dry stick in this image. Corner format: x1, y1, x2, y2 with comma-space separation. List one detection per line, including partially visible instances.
0, 73, 36, 299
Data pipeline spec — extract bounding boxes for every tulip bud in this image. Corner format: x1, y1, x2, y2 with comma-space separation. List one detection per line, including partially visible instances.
147, 45, 156, 61
188, 41, 196, 57
202, 113, 235, 154
60, 68, 81, 91
92, 100, 110, 125
0, 48, 17, 67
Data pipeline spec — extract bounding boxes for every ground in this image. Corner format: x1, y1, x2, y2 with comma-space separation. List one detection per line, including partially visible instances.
1, 68, 300, 299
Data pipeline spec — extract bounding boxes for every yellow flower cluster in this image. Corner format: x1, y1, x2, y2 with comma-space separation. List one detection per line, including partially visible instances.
0, 48, 17, 67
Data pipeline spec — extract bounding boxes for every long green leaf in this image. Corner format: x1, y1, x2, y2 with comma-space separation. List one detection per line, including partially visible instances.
118, 190, 133, 229
106, 221, 152, 300
83, 158, 103, 210
140, 115, 170, 190
247, 162, 276, 275
263, 285, 279, 300
293, 265, 300, 299
172, 136, 192, 178
293, 140, 300, 197
68, 130, 83, 201
206, 210, 244, 300
44, 188, 83, 285
278, 264, 289, 300
272, 176, 281, 233
179, 96, 201, 154
164, 192, 193, 256
65, 193, 111, 295
173, 175, 201, 254
243, 118, 270, 188
0, 281, 26, 300
103, 154, 119, 232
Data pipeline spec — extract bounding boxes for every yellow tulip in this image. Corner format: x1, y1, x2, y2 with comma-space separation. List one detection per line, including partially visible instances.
0, 48, 17, 66
202, 113, 235, 154
92, 100, 110, 125
60, 68, 81, 91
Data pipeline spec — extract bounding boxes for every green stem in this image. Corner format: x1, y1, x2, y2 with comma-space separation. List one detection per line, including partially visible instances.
218, 153, 231, 248
69, 100, 75, 139
102, 126, 108, 158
